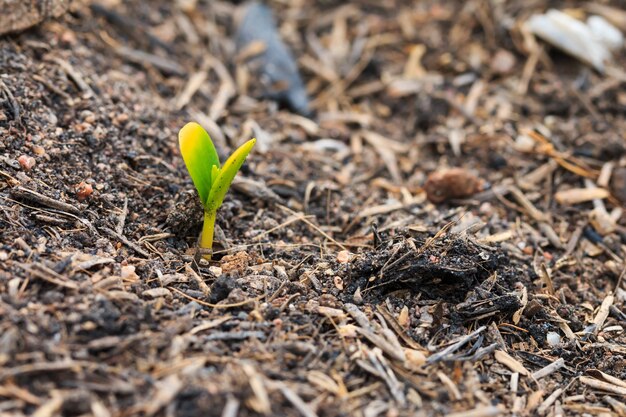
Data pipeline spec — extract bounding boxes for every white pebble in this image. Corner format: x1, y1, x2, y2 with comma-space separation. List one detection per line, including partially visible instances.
546, 331, 561, 347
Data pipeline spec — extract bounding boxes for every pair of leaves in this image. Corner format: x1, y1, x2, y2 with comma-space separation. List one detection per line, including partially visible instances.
179, 122, 256, 212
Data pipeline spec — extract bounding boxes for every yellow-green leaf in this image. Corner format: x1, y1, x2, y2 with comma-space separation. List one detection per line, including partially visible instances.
178, 122, 220, 205
206, 138, 256, 212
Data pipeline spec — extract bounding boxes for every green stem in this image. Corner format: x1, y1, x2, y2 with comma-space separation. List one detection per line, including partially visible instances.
200, 209, 216, 259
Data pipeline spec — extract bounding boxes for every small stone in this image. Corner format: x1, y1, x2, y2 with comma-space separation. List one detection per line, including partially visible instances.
8, 278, 20, 298
17, 155, 36, 171
333, 276, 344, 290
336, 250, 352, 263
60, 30, 77, 45
209, 266, 223, 276
404, 348, 427, 370
113, 113, 129, 126
75, 181, 93, 201
515, 134, 536, 152
546, 331, 561, 347
121, 265, 139, 282
491, 49, 516, 74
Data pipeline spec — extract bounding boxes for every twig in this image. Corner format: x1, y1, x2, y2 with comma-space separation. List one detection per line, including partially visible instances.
357, 348, 406, 406
448, 406, 502, 417
591, 294, 615, 335
116, 196, 128, 234
32, 74, 72, 103
101, 227, 150, 258
494, 350, 529, 376
537, 388, 564, 415
16, 263, 79, 290
114, 45, 186, 76
580, 376, 626, 396
50, 56, 95, 98
427, 326, 487, 363
168, 285, 261, 309
10, 186, 81, 215
437, 371, 462, 400
603, 396, 626, 416
274, 382, 318, 417
175, 70, 207, 110
0, 79, 21, 121
531, 358, 565, 380
221, 396, 240, 417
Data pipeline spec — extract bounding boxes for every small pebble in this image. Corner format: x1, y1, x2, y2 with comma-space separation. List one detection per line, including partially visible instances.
114, 113, 129, 125
336, 250, 352, 263
121, 265, 139, 282
8, 278, 20, 298
491, 49, 516, 74
17, 155, 36, 171
333, 276, 343, 290
209, 266, 223, 276
75, 181, 93, 201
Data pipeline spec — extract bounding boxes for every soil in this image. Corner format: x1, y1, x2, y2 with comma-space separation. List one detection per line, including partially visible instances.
1, 1, 626, 416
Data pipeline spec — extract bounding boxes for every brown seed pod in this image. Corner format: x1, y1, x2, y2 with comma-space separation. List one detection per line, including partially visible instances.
424, 168, 485, 203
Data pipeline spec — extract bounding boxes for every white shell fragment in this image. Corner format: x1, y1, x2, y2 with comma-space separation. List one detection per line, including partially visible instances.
587, 15, 624, 51
546, 331, 561, 347
526, 9, 624, 72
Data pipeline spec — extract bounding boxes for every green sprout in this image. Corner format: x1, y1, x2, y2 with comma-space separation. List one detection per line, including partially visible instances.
178, 122, 256, 258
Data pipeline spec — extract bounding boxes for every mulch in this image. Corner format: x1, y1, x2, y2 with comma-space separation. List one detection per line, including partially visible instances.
1, 1, 626, 416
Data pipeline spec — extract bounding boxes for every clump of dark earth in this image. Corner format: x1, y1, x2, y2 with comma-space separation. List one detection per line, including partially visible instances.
344, 233, 507, 303
209, 275, 241, 304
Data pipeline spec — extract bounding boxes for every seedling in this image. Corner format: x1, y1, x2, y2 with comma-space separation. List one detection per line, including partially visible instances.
178, 122, 255, 258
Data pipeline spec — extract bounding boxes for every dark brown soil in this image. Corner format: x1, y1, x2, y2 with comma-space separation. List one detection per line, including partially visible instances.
1, 1, 626, 416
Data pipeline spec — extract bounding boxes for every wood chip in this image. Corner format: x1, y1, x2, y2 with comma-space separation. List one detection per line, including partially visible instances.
447, 406, 502, 417
142, 288, 172, 298
537, 388, 563, 415
555, 188, 610, 205
580, 376, 626, 396
531, 358, 565, 380
494, 350, 530, 376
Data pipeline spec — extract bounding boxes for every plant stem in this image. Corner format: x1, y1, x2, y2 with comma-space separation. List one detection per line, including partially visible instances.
200, 209, 216, 259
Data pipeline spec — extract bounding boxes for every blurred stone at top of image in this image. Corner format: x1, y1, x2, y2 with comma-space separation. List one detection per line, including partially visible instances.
235, 2, 311, 117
